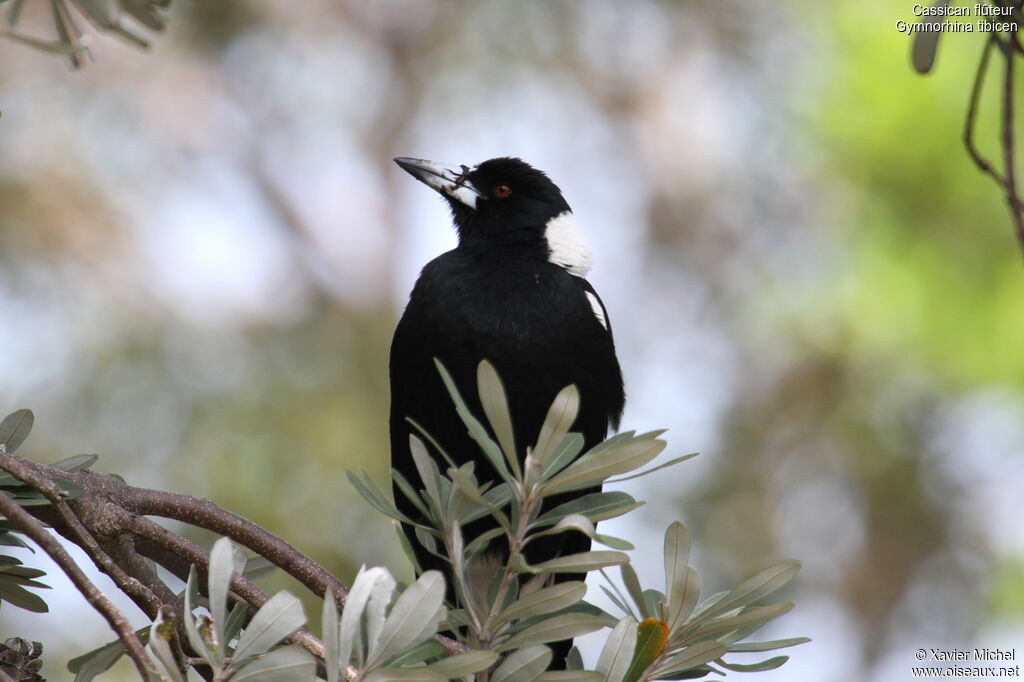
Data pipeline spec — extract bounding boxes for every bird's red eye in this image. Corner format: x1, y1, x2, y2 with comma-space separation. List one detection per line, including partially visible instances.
494, 184, 512, 198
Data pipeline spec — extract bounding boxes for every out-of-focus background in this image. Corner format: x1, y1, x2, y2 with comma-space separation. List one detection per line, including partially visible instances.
1, 1, 1023, 680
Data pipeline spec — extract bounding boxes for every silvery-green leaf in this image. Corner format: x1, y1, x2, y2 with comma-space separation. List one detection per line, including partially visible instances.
148, 609, 186, 682
427, 649, 499, 677
718, 655, 790, 672
406, 417, 459, 470
536, 492, 641, 528
365, 571, 398, 659
667, 567, 701, 634
184, 566, 216, 665
229, 645, 316, 681
449, 466, 511, 532
382, 638, 446, 668
662, 522, 690, 629
691, 591, 728, 620
445, 466, 474, 522
727, 636, 810, 652
604, 453, 698, 484
395, 524, 422, 574
496, 582, 587, 625
364, 668, 447, 682
718, 621, 767, 647
464, 526, 506, 559
541, 433, 585, 479
491, 645, 553, 682
652, 640, 728, 678
576, 431, 635, 462
497, 614, 605, 652
566, 646, 585, 670
533, 384, 580, 465
524, 452, 545, 489
434, 359, 512, 484
410, 435, 444, 514
477, 360, 521, 479
339, 567, 395, 667
595, 534, 634, 551
536, 672, 604, 681
68, 633, 136, 681
391, 468, 433, 521
368, 571, 445, 666
531, 514, 595, 541
599, 585, 633, 618
463, 482, 514, 525
690, 561, 800, 624
342, 561, 393, 663
0, 409, 33, 454
0, 574, 48, 612
224, 602, 247, 648
242, 556, 275, 581
322, 587, 340, 682
414, 527, 444, 559
0, 530, 29, 550
50, 454, 99, 471
208, 537, 234, 664
595, 616, 636, 680
532, 551, 629, 574
348, 471, 418, 525
691, 602, 794, 640
543, 438, 666, 494
233, 591, 306, 661
619, 564, 647, 619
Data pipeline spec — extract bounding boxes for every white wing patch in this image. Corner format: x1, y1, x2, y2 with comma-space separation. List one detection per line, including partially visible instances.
585, 291, 608, 330
544, 211, 592, 277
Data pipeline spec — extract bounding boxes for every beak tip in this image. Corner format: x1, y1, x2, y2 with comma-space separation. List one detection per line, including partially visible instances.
392, 156, 481, 210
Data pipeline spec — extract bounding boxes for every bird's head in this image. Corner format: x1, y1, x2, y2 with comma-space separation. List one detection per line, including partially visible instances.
394, 156, 591, 276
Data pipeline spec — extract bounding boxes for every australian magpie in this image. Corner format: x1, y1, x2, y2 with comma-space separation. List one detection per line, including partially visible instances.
390, 156, 625, 666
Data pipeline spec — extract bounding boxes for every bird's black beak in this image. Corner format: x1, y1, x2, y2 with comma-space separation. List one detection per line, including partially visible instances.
394, 157, 483, 210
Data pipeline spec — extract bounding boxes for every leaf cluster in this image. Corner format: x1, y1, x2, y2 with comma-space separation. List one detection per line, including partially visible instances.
1, 0, 171, 67
348, 360, 807, 681
147, 537, 315, 682
596, 524, 808, 681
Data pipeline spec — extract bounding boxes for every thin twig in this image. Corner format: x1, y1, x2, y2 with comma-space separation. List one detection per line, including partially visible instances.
999, 34, 1024, 250
0, 491, 155, 679
965, 35, 1003, 182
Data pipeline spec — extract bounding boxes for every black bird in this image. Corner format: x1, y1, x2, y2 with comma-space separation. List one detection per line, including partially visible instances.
390, 156, 625, 665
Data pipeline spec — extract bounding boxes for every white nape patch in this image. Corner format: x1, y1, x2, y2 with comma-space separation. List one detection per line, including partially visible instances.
544, 211, 592, 277
585, 291, 608, 330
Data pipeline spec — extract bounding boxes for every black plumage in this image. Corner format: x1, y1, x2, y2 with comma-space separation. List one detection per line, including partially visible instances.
389, 156, 625, 664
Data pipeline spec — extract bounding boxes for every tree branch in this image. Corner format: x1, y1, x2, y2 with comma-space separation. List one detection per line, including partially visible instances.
11, 457, 348, 608
0, 450, 165, 620
0, 489, 155, 680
